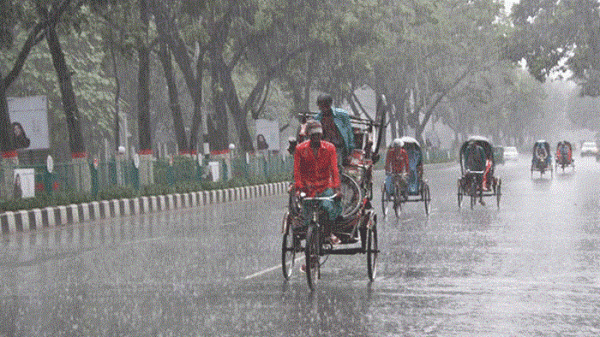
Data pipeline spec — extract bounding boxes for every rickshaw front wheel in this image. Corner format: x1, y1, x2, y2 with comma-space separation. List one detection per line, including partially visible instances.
457, 179, 463, 208
366, 213, 378, 281
496, 180, 502, 208
281, 212, 296, 280
380, 185, 388, 218
422, 183, 431, 215
305, 224, 321, 291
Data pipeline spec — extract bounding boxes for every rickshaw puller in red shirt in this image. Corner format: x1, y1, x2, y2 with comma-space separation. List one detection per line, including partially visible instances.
294, 119, 343, 248
384, 138, 409, 199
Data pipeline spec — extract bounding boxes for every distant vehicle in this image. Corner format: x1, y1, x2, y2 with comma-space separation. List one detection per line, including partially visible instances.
555, 141, 574, 172
503, 146, 519, 161
531, 140, 553, 178
580, 141, 598, 157
457, 136, 502, 209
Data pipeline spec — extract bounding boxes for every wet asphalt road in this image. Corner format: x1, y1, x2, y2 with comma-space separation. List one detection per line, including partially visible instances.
1, 156, 599, 336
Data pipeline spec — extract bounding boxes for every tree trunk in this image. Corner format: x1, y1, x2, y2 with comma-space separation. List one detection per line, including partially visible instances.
0, 66, 15, 154
137, 44, 151, 153
46, 24, 90, 192
46, 25, 85, 155
209, 49, 229, 152
188, 60, 204, 154
150, 0, 204, 154
415, 65, 474, 144
0, 65, 19, 199
214, 56, 254, 152
137, 0, 152, 154
157, 41, 187, 153
109, 37, 121, 152
206, 115, 227, 154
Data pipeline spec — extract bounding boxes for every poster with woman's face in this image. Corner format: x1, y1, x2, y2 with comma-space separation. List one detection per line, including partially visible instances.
7, 96, 50, 150
255, 119, 280, 152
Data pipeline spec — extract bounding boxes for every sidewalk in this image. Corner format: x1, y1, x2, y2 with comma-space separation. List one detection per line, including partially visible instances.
0, 182, 289, 235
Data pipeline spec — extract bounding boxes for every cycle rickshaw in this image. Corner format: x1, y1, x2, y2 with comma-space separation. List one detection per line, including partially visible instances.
281, 99, 386, 290
531, 140, 553, 178
555, 140, 574, 172
381, 136, 431, 217
457, 136, 502, 209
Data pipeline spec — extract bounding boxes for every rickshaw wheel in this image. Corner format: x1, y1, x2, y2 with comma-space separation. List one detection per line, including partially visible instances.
305, 225, 321, 291
341, 174, 362, 218
393, 188, 401, 218
496, 180, 502, 208
366, 213, 378, 281
422, 183, 431, 215
469, 178, 477, 209
457, 179, 463, 208
281, 212, 296, 280
381, 185, 388, 218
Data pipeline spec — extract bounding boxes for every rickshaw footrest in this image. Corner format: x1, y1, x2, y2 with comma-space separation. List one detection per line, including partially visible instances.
323, 247, 378, 255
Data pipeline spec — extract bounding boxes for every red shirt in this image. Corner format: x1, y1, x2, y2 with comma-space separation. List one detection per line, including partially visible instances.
294, 140, 340, 196
385, 147, 409, 173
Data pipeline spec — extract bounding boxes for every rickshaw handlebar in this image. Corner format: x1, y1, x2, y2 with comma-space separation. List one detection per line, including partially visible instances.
465, 170, 485, 175
298, 193, 337, 202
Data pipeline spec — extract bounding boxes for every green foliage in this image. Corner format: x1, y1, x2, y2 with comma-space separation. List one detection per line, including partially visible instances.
97, 185, 138, 200
2, 13, 116, 160
1, 0, 568, 173
507, 0, 600, 91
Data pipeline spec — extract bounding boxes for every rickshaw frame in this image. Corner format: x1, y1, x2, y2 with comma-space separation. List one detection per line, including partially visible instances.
281, 102, 386, 290
555, 140, 575, 173
457, 136, 502, 209
531, 140, 553, 178
381, 136, 431, 217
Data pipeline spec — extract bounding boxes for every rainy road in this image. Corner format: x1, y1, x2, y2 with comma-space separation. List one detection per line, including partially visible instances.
1, 156, 600, 336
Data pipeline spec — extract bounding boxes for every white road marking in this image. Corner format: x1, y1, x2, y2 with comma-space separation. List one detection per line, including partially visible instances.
243, 256, 305, 280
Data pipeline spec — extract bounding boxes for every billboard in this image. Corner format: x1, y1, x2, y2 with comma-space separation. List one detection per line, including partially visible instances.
13, 168, 35, 198
7, 96, 50, 149
255, 119, 280, 152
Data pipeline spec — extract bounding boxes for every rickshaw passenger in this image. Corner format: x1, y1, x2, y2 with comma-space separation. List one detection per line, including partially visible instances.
534, 144, 548, 167
465, 141, 486, 172
407, 145, 422, 194
559, 143, 570, 162
315, 94, 355, 167
294, 119, 343, 246
384, 138, 409, 198
482, 155, 493, 191
464, 140, 486, 205
556, 145, 563, 163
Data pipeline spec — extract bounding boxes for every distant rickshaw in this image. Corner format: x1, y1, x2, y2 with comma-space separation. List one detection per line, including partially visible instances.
555, 141, 574, 172
457, 136, 502, 209
381, 136, 431, 217
531, 140, 553, 178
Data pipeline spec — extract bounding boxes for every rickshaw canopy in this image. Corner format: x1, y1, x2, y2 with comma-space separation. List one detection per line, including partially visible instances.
399, 136, 422, 158
556, 140, 572, 150
459, 136, 495, 173
532, 140, 552, 157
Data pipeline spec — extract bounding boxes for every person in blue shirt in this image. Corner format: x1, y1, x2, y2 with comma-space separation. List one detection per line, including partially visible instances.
314, 94, 355, 167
